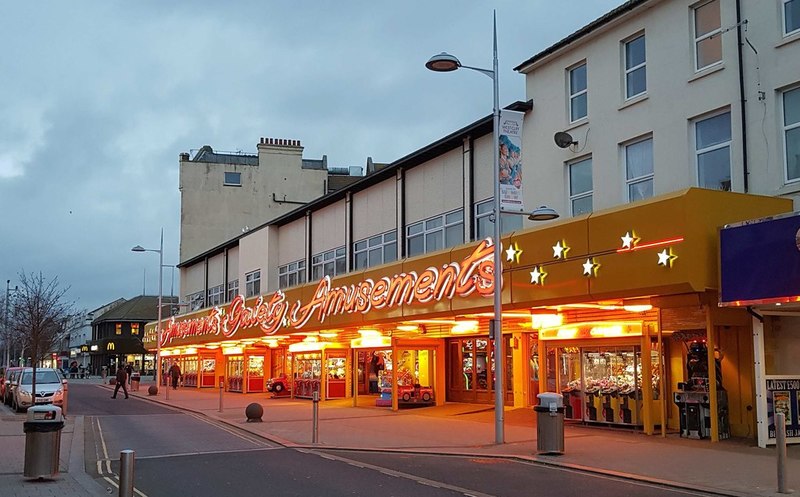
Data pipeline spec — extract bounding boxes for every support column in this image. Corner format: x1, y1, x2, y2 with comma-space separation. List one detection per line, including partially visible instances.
706, 305, 720, 442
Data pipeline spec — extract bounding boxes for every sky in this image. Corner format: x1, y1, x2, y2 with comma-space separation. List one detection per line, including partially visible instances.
0, 0, 625, 313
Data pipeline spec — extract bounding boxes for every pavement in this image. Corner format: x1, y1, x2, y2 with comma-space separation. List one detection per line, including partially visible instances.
1, 377, 799, 497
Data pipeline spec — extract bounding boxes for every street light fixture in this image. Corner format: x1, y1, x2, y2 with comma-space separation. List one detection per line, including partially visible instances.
132, 228, 164, 395
427, 12, 558, 444
4, 280, 20, 367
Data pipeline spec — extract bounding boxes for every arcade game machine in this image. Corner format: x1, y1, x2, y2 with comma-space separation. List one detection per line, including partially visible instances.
673, 341, 730, 439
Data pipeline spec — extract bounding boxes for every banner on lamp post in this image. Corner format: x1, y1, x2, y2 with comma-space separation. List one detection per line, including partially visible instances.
499, 109, 525, 213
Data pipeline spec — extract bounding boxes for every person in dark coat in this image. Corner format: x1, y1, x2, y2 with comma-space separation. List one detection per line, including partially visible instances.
168, 362, 182, 390
124, 363, 133, 385
111, 367, 129, 399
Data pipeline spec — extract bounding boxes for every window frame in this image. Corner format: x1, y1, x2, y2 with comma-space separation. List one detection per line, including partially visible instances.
311, 247, 346, 281
784, 0, 800, 37
245, 270, 261, 297
278, 259, 307, 289
623, 33, 647, 100
568, 156, 593, 216
187, 291, 205, 311
353, 231, 397, 270
474, 199, 523, 240
624, 136, 654, 202
226, 279, 239, 302
223, 171, 242, 187
406, 209, 464, 257
692, 0, 723, 72
693, 110, 732, 191
207, 284, 224, 307
568, 62, 588, 123
783, 86, 800, 183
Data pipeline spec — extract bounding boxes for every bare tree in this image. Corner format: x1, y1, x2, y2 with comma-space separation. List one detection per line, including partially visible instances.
7, 272, 81, 406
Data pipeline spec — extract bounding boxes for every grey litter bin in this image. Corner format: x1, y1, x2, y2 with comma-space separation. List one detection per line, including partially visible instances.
23, 405, 64, 478
534, 392, 565, 455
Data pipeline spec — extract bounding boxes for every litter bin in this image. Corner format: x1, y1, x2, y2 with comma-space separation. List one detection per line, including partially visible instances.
23, 405, 64, 478
130, 373, 141, 392
534, 392, 565, 455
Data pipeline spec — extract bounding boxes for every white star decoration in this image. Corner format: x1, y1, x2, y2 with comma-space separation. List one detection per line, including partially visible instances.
530, 266, 546, 285
505, 242, 522, 263
553, 240, 569, 259
657, 248, 677, 267
621, 231, 638, 249
583, 258, 599, 277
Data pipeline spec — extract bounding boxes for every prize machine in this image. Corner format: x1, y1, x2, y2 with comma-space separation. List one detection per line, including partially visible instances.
672, 340, 730, 439
182, 354, 199, 387
290, 344, 349, 400
199, 357, 217, 388
225, 352, 245, 392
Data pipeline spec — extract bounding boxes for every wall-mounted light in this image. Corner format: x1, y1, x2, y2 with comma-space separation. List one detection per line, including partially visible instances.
222, 346, 244, 355
531, 312, 563, 329
184, 347, 197, 355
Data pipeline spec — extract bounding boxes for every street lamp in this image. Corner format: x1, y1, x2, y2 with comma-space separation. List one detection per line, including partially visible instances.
132, 228, 164, 394
427, 12, 558, 444
4, 280, 19, 367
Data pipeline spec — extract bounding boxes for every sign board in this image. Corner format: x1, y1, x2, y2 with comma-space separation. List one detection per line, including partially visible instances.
765, 376, 800, 443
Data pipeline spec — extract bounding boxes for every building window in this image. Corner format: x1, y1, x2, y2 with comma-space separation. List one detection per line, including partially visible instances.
311, 247, 346, 281
406, 210, 464, 258
624, 34, 646, 99
187, 291, 205, 311
226, 279, 239, 302
131, 323, 139, 336
353, 231, 397, 270
115, 323, 122, 336
569, 63, 588, 122
695, 111, 732, 191
279, 260, 307, 289
785, 0, 800, 36
568, 157, 593, 215
475, 199, 523, 240
784, 87, 800, 182
693, 0, 722, 71
207, 284, 224, 307
245, 270, 261, 297
625, 137, 654, 202
223, 171, 241, 186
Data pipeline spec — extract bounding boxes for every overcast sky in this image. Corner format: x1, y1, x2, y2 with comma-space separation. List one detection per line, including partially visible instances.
0, 0, 624, 313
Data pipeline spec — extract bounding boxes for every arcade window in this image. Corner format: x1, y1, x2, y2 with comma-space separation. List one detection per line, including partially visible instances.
311, 247, 346, 281
625, 136, 654, 202
226, 279, 239, 302
568, 156, 593, 215
784, 86, 800, 182
353, 231, 397, 270
694, 111, 731, 191
475, 199, 522, 240
207, 284, 224, 307
406, 210, 464, 258
279, 259, 307, 289
245, 270, 261, 297
223, 171, 241, 186
784, 0, 800, 36
568, 62, 588, 122
692, 0, 722, 71
623, 34, 646, 99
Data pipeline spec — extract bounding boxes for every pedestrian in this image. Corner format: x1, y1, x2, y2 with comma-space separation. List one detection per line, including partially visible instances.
168, 361, 182, 390
111, 366, 129, 399
125, 363, 133, 385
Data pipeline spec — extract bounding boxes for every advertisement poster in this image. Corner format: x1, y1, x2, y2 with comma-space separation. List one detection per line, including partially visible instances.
499, 110, 525, 213
766, 377, 800, 440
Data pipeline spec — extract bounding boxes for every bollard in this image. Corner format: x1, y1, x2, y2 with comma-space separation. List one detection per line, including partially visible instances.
119, 449, 135, 497
218, 379, 224, 413
165, 380, 170, 401
312, 391, 320, 444
61, 380, 68, 417
776, 412, 790, 494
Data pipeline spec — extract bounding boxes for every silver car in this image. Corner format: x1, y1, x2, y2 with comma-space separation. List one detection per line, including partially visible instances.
10, 368, 67, 412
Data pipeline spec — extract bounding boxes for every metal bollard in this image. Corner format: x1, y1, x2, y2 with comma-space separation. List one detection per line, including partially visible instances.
776, 412, 790, 493
219, 380, 224, 413
165, 379, 170, 401
119, 449, 135, 497
312, 391, 319, 444
61, 381, 68, 416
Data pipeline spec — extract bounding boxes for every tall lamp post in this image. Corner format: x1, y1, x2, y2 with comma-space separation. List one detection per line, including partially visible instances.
427, 12, 558, 444
132, 228, 164, 394
4, 280, 19, 367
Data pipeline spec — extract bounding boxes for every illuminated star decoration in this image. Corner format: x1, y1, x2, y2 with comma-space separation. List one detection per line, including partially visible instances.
530, 266, 547, 285
657, 248, 678, 267
582, 257, 599, 277
620, 231, 640, 250
553, 240, 570, 259
505, 242, 523, 263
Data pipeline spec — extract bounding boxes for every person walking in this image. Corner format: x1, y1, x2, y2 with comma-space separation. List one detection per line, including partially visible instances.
111, 366, 129, 399
125, 363, 133, 385
168, 362, 182, 390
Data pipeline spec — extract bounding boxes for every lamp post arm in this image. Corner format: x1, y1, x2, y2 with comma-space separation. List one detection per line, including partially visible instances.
458, 65, 495, 80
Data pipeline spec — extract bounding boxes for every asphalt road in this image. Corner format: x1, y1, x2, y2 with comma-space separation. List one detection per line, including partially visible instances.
66, 383, 717, 497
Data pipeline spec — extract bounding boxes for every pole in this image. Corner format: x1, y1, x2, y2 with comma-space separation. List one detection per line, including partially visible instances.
156, 228, 163, 395
490, 10, 505, 445
119, 449, 135, 497
312, 390, 320, 443
776, 412, 789, 493
219, 378, 224, 413
4, 280, 10, 367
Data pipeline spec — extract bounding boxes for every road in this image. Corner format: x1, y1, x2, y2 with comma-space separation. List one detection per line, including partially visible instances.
62, 383, 717, 497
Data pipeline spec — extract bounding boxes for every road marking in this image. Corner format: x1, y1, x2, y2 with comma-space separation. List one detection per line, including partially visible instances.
185, 411, 276, 447
93, 417, 112, 475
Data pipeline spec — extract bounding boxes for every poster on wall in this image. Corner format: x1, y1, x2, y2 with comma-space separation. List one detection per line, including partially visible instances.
766, 377, 800, 440
499, 109, 525, 213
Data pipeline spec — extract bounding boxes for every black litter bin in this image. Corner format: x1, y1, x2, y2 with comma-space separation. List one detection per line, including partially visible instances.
23, 405, 64, 478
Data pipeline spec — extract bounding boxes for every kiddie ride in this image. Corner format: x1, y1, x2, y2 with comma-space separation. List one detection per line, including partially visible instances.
398, 384, 434, 405
266, 375, 291, 397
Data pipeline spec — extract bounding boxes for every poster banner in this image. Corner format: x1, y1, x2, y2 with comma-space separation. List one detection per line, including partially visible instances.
766, 377, 800, 441
499, 110, 525, 213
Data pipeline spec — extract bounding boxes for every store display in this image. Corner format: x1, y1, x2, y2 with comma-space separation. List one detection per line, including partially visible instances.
200, 358, 216, 388
326, 355, 346, 398
294, 353, 322, 399
248, 356, 265, 392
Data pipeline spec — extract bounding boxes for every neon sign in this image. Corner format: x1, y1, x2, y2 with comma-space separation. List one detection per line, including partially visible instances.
158, 239, 497, 346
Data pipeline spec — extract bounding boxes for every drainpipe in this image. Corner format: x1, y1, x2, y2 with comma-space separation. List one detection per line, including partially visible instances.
736, 0, 750, 192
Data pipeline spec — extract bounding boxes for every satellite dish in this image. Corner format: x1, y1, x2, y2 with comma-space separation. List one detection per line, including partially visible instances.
554, 131, 577, 148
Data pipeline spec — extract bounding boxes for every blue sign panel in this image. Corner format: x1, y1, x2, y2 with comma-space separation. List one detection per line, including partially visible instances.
720, 213, 800, 305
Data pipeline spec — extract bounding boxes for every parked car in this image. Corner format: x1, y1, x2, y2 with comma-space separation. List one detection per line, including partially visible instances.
1, 367, 24, 405
9, 368, 67, 412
